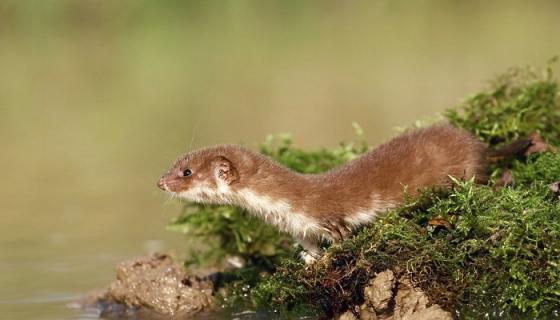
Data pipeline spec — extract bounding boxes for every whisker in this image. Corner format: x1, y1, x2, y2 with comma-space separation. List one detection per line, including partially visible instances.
188, 125, 198, 152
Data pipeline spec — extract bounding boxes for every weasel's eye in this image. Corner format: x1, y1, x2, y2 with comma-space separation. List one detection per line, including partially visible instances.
182, 169, 192, 177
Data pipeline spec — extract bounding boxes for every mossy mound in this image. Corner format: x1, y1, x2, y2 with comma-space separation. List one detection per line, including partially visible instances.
446, 63, 560, 148
169, 63, 560, 319
255, 170, 560, 318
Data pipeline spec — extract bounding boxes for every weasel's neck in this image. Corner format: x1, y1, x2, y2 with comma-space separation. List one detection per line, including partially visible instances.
231, 185, 322, 238
232, 165, 311, 215
226, 155, 322, 236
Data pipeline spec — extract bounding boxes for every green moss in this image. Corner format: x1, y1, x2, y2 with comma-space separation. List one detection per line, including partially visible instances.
253, 170, 560, 318
513, 152, 560, 185
169, 64, 560, 318
446, 61, 560, 147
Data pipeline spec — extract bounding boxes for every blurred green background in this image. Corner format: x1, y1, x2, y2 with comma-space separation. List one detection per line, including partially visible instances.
0, 1, 559, 319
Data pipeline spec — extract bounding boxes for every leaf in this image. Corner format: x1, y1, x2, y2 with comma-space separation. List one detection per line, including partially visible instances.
525, 133, 554, 155
428, 217, 453, 230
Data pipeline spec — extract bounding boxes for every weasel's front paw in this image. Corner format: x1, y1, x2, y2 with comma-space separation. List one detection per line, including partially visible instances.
321, 218, 352, 242
299, 251, 318, 265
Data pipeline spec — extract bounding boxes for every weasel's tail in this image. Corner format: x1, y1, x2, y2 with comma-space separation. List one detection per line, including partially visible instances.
488, 138, 533, 159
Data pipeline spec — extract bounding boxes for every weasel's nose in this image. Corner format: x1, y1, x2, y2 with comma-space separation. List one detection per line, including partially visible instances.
157, 178, 166, 191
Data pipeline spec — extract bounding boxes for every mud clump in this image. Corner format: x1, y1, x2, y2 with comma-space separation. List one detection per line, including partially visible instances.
364, 269, 396, 313
87, 253, 214, 319
338, 269, 452, 320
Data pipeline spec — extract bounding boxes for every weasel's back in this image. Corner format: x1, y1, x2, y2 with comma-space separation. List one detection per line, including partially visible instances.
317, 125, 488, 210
364, 125, 487, 201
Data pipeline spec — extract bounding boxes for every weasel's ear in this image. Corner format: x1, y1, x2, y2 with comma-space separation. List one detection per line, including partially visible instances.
213, 156, 238, 185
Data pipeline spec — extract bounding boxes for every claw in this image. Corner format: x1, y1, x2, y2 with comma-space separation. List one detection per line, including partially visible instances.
321, 219, 352, 242
300, 251, 318, 264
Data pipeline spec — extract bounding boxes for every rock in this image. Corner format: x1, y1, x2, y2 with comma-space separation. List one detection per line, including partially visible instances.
364, 269, 396, 312
93, 253, 213, 318
392, 278, 428, 319
392, 278, 451, 320
338, 310, 358, 320
357, 271, 452, 320
401, 305, 452, 320
359, 303, 378, 320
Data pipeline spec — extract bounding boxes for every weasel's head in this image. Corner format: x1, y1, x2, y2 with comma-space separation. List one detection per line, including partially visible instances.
157, 146, 240, 203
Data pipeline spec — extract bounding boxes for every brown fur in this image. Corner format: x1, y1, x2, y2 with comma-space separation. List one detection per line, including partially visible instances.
158, 125, 488, 261
161, 125, 486, 216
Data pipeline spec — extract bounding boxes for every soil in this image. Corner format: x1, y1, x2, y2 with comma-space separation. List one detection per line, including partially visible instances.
338, 269, 452, 320
82, 253, 214, 319
83, 256, 450, 319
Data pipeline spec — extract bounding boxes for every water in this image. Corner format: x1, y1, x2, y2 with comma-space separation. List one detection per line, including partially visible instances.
1, 1, 559, 319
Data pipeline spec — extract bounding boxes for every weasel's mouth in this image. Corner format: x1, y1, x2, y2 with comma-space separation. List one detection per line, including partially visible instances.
177, 188, 213, 204
158, 182, 171, 193
161, 184, 182, 197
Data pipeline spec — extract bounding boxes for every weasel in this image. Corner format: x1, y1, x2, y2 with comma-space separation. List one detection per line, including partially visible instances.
157, 125, 488, 264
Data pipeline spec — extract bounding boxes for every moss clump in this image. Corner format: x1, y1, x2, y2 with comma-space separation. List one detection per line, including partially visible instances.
169, 64, 560, 318
513, 152, 560, 185
446, 62, 560, 147
254, 177, 560, 318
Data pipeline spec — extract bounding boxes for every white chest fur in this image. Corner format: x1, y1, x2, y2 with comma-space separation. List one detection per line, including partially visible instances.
235, 188, 322, 238
178, 181, 397, 240
178, 183, 322, 238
